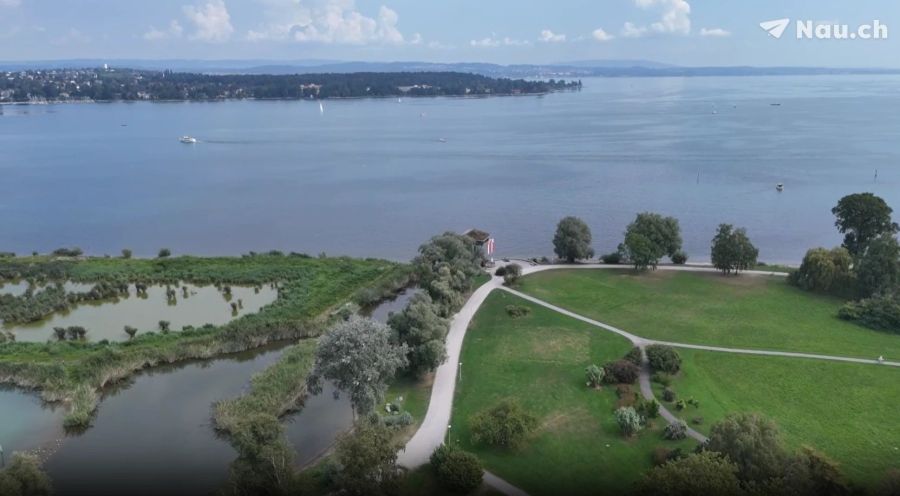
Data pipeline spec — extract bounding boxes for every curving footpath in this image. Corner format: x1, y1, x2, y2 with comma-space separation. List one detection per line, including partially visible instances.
399, 263, 898, 493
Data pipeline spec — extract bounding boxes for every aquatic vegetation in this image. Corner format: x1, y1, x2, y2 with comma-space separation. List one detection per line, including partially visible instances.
0, 254, 410, 429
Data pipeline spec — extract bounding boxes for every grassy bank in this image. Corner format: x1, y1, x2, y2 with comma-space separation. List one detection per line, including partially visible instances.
0, 254, 410, 429
655, 350, 900, 488
451, 291, 696, 495
517, 269, 898, 359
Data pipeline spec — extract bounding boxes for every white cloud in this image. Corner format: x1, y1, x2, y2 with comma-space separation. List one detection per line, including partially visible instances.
183, 0, 234, 43
625, 0, 691, 37
699, 27, 730, 37
247, 1, 405, 45
52, 28, 91, 45
469, 35, 529, 47
592, 28, 614, 42
143, 20, 184, 41
621, 22, 647, 38
538, 29, 566, 43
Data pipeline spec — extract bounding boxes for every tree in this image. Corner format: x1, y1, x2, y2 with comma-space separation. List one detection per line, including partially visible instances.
615, 406, 643, 437
553, 216, 594, 263
430, 445, 484, 493
585, 364, 605, 388
158, 320, 170, 332
636, 452, 743, 496
645, 345, 682, 374
711, 224, 759, 275
603, 359, 640, 384
124, 325, 138, 339
334, 418, 403, 496
706, 413, 790, 483
786, 446, 850, 496
854, 234, 900, 297
158, 248, 172, 258
832, 193, 899, 256
502, 263, 522, 286
621, 231, 662, 271
387, 293, 449, 377
121, 248, 132, 259
469, 399, 537, 449
413, 232, 482, 315
307, 316, 409, 415
0, 454, 53, 496
664, 420, 688, 440
789, 247, 853, 294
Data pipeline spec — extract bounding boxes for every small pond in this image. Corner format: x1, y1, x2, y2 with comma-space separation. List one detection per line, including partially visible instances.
4, 283, 278, 342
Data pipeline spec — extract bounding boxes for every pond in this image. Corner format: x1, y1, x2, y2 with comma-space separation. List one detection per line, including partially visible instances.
364, 287, 421, 324
43, 346, 285, 496
4, 283, 278, 342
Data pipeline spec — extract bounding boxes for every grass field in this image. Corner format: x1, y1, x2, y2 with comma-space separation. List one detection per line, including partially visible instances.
654, 350, 900, 488
517, 269, 898, 360
451, 291, 697, 496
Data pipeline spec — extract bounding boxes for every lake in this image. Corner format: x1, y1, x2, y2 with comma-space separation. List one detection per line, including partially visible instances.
3, 75, 900, 264
4, 283, 278, 342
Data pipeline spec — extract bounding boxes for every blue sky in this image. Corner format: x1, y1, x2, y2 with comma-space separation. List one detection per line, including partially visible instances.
0, 0, 897, 66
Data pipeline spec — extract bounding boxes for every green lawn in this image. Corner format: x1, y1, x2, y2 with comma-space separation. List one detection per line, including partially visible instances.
517, 269, 898, 360
655, 350, 900, 488
451, 291, 696, 496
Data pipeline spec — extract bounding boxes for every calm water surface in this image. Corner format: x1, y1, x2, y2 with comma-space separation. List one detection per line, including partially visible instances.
4, 283, 278, 342
4, 76, 900, 263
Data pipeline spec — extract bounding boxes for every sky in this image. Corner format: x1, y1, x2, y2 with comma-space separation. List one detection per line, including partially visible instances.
0, 0, 898, 67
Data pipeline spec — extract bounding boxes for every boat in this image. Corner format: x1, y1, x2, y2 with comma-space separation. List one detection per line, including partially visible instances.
319, 102, 325, 115
776, 183, 784, 192
770, 103, 782, 106
179, 136, 197, 144
438, 138, 447, 143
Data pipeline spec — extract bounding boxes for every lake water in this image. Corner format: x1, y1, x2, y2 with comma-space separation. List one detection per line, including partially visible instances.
3, 76, 900, 264
4, 283, 278, 342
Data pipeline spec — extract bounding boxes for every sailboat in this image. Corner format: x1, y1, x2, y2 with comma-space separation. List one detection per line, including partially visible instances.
319, 101, 325, 115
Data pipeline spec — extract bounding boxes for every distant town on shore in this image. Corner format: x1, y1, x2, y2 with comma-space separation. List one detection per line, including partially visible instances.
0, 67, 582, 103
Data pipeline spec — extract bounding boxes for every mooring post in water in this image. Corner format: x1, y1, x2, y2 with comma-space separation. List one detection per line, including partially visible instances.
0, 443, 4, 468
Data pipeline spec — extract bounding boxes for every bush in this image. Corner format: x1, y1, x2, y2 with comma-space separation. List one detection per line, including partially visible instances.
637, 398, 660, 419
653, 446, 673, 466
615, 406, 644, 437
664, 420, 688, 440
671, 251, 688, 265
121, 249, 133, 259
585, 364, 605, 388
601, 252, 622, 264
662, 387, 676, 402
505, 305, 532, 319
675, 400, 687, 411
838, 293, 900, 334
383, 411, 413, 429
494, 266, 508, 277
624, 346, 643, 366
651, 372, 673, 387
503, 264, 522, 286
469, 400, 537, 449
645, 345, 682, 374
603, 359, 640, 384
430, 445, 484, 493
158, 248, 172, 258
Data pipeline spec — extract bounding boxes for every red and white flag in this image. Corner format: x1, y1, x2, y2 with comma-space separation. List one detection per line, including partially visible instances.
486, 238, 495, 255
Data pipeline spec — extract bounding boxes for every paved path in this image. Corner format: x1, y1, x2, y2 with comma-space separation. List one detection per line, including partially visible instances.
399, 263, 897, 493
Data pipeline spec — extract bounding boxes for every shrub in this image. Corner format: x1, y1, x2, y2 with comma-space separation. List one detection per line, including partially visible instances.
624, 346, 643, 366
505, 305, 532, 319
51, 247, 83, 257
158, 320, 171, 332
653, 447, 673, 466
664, 420, 688, 440
671, 251, 688, 265
469, 400, 537, 449
383, 411, 413, 429
662, 387, 676, 402
615, 406, 644, 437
123, 326, 138, 339
651, 372, 673, 387
692, 417, 704, 425
601, 252, 622, 264
603, 359, 640, 384
837, 293, 900, 334
121, 249, 133, 259
615, 384, 633, 398
637, 398, 660, 419
502, 264, 522, 286
430, 445, 484, 493
158, 248, 172, 258
645, 345, 682, 374
675, 400, 687, 411
585, 364, 605, 388
494, 266, 508, 277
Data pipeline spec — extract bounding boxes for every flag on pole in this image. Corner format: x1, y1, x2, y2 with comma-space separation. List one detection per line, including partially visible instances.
486, 238, 495, 255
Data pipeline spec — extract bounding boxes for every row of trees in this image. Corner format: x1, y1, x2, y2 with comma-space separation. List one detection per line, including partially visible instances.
553, 215, 759, 274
